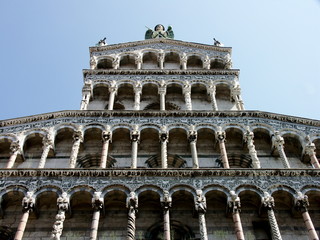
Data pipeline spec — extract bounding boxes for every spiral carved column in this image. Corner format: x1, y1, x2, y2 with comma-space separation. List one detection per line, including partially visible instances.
195, 190, 208, 240
69, 131, 83, 168
51, 192, 69, 240
38, 134, 53, 168
272, 131, 290, 168
7, 141, 21, 168
244, 129, 261, 168
304, 142, 320, 169
126, 192, 138, 240
183, 83, 192, 110
208, 83, 218, 111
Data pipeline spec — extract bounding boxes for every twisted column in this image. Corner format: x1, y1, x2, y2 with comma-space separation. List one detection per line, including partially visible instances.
207, 83, 218, 111
216, 130, 230, 168
14, 192, 35, 240
161, 191, 172, 240
51, 192, 69, 240
304, 142, 320, 169
112, 56, 120, 70
126, 192, 138, 240
131, 127, 140, 169
69, 131, 83, 168
231, 84, 244, 110
272, 131, 290, 168
188, 127, 199, 168
38, 134, 53, 168
195, 190, 208, 240
244, 129, 261, 168
183, 83, 192, 110
262, 192, 282, 240
295, 192, 319, 240
158, 84, 166, 111
90, 192, 104, 240
180, 52, 187, 70
80, 80, 92, 110
134, 82, 142, 110
228, 191, 245, 240
160, 128, 169, 168
7, 141, 21, 168
100, 129, 112, 168
108, 81, 117, 110
158, 50, 165, 69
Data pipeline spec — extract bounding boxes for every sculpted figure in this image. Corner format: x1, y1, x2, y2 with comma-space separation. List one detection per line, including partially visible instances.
22, 192, 35, 211
195, 190, 207, 214
57, 192, 69, 211
126, 192, 138, 213
145, 24, 174, 39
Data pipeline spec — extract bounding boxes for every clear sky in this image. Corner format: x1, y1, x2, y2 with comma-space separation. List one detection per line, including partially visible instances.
1, 0, 320, 120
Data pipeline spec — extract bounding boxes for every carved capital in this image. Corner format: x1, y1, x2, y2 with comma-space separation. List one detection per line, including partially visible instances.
112, 56, 120, 69
10, 141, 21, 154
262, 192, 275, 210
130, 130, 140, 142
188, 130, 197, 143
228, 191, 241, 213
43, 134, 54, 149
195, 190, 207, 214
135, 53, 143, 64
73, 131, 83, 142
203, 55, 210, 69
159, 130, 169, 143
126, 192, 138, 213
90, 57, 96, 69
102, 130, 112, 142
180, 52, 187, 64
92, 192, 104, 211
158, 86, 167, 95
216, 130, 226, 142
57, 192, 69, 211
22, 192, 35, 212
272, 131, 284, 149
304, 142, 316, 156
183, 83, 191, 94
158, 50, 165, 62
161, 190, 172, 210
134, 82, 142, 94
295, 192, 309, 213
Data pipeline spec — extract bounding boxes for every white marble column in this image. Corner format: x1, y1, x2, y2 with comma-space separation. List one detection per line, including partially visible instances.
112, 56, 120, 70
161, 191, 172, 240
228, 191, 245, 240
108, 82, 117, 110
188, 127, 199, 168
207, 83, 218, 111
80, 81, 92, 110
262, 192, 282, 240
216, 129, 230, 168
14, 192, 35, 240
135, 53, 142, 70
158, 50, 165, 69
158, 86, 166, 111
183, 83, 192, 110
180, 52, 187, 70
203, 56, 210, 69
160, 127, 169, 168
131, 127, 140, 169
6, 141, 21, 168
295, 192, 319, 240
195, 190, 208, 240
126, 192, 138, 240
90, 56, 96, 70
304, 142, 320, 169
38, 134, 54, 168
100, 129, 112, 168
244, 129, 261, 168
134, 82, 142, 110
51, 192, 69, 240
90, 192, 104, 240
231, 84, 244, 110
272, 131, 290, 168
69, 131, 83, 168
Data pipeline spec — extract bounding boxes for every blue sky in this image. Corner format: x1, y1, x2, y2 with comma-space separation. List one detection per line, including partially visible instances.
1, 0, 320, 120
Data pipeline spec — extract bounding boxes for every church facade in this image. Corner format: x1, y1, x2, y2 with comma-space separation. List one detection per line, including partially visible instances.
0, 25, 319, 240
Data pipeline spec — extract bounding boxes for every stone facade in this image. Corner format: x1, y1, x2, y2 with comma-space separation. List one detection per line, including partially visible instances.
0, 29, 319, 240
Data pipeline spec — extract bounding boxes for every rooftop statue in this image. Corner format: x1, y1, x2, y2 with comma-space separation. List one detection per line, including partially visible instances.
145, 24, 174, 39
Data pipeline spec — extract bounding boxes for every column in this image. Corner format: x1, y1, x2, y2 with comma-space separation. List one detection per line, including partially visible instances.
6, 141, 21, 168
262, 192, 282, 240
14, 192, 35, 240
108, 82, 117, 110
183, 83, 192, 110
244, 129, 261, 168
135, 53, 142, 70
90, 192, 104, 240
126, 192, 138, 240
272, 131, 290, 168
195, 190, 208, 240
158, 85, 166, 111
304, 142, 320, 169
100, 129, 112, 168
51, 192, 69, 240
38, 134, 53, 168
134, 82, 142, 110
159, 128, 169, 168
80, 81, 92, 110
158, 50, 165, 69
228, 191, 245, 240
216, 129, 230, 168
69, 131, 83, 168
188, 128, 199, 168
231, 84, 244, 110
180, 52, 187, 70
112, 56, 120, 69
131, 127, 140, 169
207, 83, 218, 111
161, 191, 172, 240
90, 56, 96, 70
295, 192, 319, 240
203, 56, 210, 69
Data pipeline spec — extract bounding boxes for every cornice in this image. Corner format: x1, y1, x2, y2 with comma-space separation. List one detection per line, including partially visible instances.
89, 38, 232, 54
0, 110, 319, 128
82, 69, 240, 77
0, 168, 319, 178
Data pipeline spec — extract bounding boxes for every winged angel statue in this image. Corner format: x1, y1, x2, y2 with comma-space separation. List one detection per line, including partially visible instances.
145, 24, 174, 39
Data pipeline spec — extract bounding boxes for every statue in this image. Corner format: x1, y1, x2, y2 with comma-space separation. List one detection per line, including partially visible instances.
145, 24, 174, 39
96, 37, 107, 46
195, 190, 207, 214
213, 38, 224, 47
